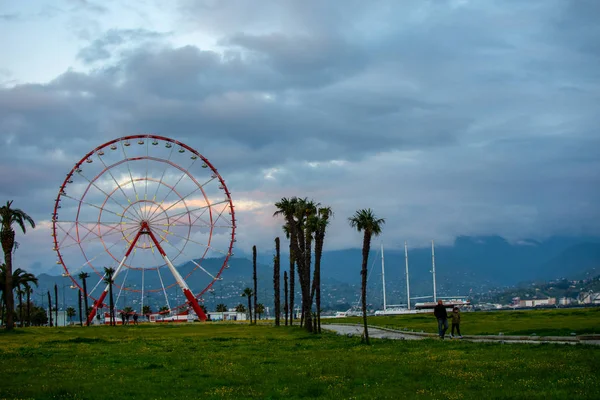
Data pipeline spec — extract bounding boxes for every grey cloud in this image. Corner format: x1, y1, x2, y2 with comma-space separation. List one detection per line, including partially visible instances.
78, 29, 169, 64
1, 0, 600, 271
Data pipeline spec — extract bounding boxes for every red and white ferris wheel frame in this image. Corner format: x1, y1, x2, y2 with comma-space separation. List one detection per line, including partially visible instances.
51, 134, 236, 322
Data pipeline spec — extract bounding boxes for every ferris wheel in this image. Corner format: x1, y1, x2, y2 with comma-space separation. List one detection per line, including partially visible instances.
51, 135, 236, 323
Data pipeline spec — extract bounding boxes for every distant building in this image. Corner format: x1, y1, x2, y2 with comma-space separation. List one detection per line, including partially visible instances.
578, 292, 600, 305
558, 297, 576, 306
518, 297, 556, 307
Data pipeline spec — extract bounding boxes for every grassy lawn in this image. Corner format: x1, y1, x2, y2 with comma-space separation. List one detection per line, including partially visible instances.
325, 307, 600, 336
1, 324, 599, 399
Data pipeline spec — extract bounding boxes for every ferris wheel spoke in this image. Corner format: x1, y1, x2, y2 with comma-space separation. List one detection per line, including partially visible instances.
57, 224, 138, 250
146, 174, 217, 221
157, 229, 229, 256
150, 200, 229, 225
147, 158, 197, 221
144, 140, 150, 219
62, 188, 139, 224
156, 265, 172, 313
159, 238, 218, 282
95, 155, 145, 222
120, 141, 146, 220
149, 144, 175, 208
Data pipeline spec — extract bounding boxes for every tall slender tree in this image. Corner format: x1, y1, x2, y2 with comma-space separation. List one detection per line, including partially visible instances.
47, 291, 53, 327
252, 245, 258, 324
25, 284, 33, 327
78, 290, 83, 326
273, 237, 281, 326
54, 284, 58, 327
16, 288, 24, 327
104, 267, 116, 326
284, 271, 289, 326
274, 198, 298, 325
310, 206, 333, 333
241, 287, 253, 324
78, 272, 90, 326
348, 209, 385, 345
0, 201, 35, 330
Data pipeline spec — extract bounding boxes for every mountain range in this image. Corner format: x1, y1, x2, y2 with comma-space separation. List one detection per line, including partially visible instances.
31, 235, 600, 311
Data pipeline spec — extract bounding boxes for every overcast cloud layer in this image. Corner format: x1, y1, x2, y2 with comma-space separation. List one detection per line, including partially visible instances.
1, 0, 599, 274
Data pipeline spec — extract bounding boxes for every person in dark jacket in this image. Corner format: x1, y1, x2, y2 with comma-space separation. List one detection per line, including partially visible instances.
433, 300, 448, 339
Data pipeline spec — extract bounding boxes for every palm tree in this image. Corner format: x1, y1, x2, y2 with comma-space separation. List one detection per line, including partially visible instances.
311, 206, 333, 333
0, 201, 35, 330
103, 267, 116, 326
142, 305, 152, 321
284, 271, 289, 326
1, 266, 37, 328
216, 303, 228, 312
348, 209, 385, 345
159, 306, 169, 314
297, 198, 318, 332
241, 287, 253, 324
66, 307, 76, 324
78, 272, 90, 326
274, 198, 298, 325
78, 291, 83, 326
235, 304, 246, 313
273, 237, 281, 327
252, 245, 258, 324
255, 303, 265, 320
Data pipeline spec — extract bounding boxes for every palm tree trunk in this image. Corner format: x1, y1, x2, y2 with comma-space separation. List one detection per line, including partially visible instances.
47, 291, 53, 327
247, 297, 252, 324
54, 284, 58, 327
109, 283, 115, 326
2, 229, 16, 330
18, 291, 23, 327
361, 231, 372, 345
82, 278, 89, 326
302, 229, 313, 333
284, 271, 289, 326
26, 290, 31, 327
274, 237, 281, 327
78, 291, 83, 326
289, 245, 295, 325
252, 245, 257, 325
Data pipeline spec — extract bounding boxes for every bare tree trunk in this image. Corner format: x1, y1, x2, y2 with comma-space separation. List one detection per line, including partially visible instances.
18, 291, 23, 327
54, 284, 58, 327
252, 245, 257, 325
26, 290, 31, 327
47, 291, 53, 327
284, 271, 289, 326
289, 246, 295, 325
274, 238, 281, 327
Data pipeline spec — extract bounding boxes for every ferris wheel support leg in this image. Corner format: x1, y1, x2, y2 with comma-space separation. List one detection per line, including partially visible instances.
146, 229, 207, 321
86, 228, 145, 325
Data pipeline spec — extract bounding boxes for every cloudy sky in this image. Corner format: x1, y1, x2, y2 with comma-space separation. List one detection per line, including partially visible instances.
1, 0, 599, 274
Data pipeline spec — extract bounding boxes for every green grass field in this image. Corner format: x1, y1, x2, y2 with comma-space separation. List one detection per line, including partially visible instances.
325, 307, 600, 336
1, 323, 599, 399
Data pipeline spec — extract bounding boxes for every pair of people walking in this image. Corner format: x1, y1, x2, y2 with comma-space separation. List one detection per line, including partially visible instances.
433, 300, 462, 339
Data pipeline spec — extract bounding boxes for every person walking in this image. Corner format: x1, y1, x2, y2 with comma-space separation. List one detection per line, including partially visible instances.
433, 300, 449, 339
450, 306, 462, 339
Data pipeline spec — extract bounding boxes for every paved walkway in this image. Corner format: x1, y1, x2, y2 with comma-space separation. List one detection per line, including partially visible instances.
324, 324, 600, 345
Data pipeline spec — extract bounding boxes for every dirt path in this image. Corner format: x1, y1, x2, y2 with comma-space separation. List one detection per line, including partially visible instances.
324, 324, 600, 345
